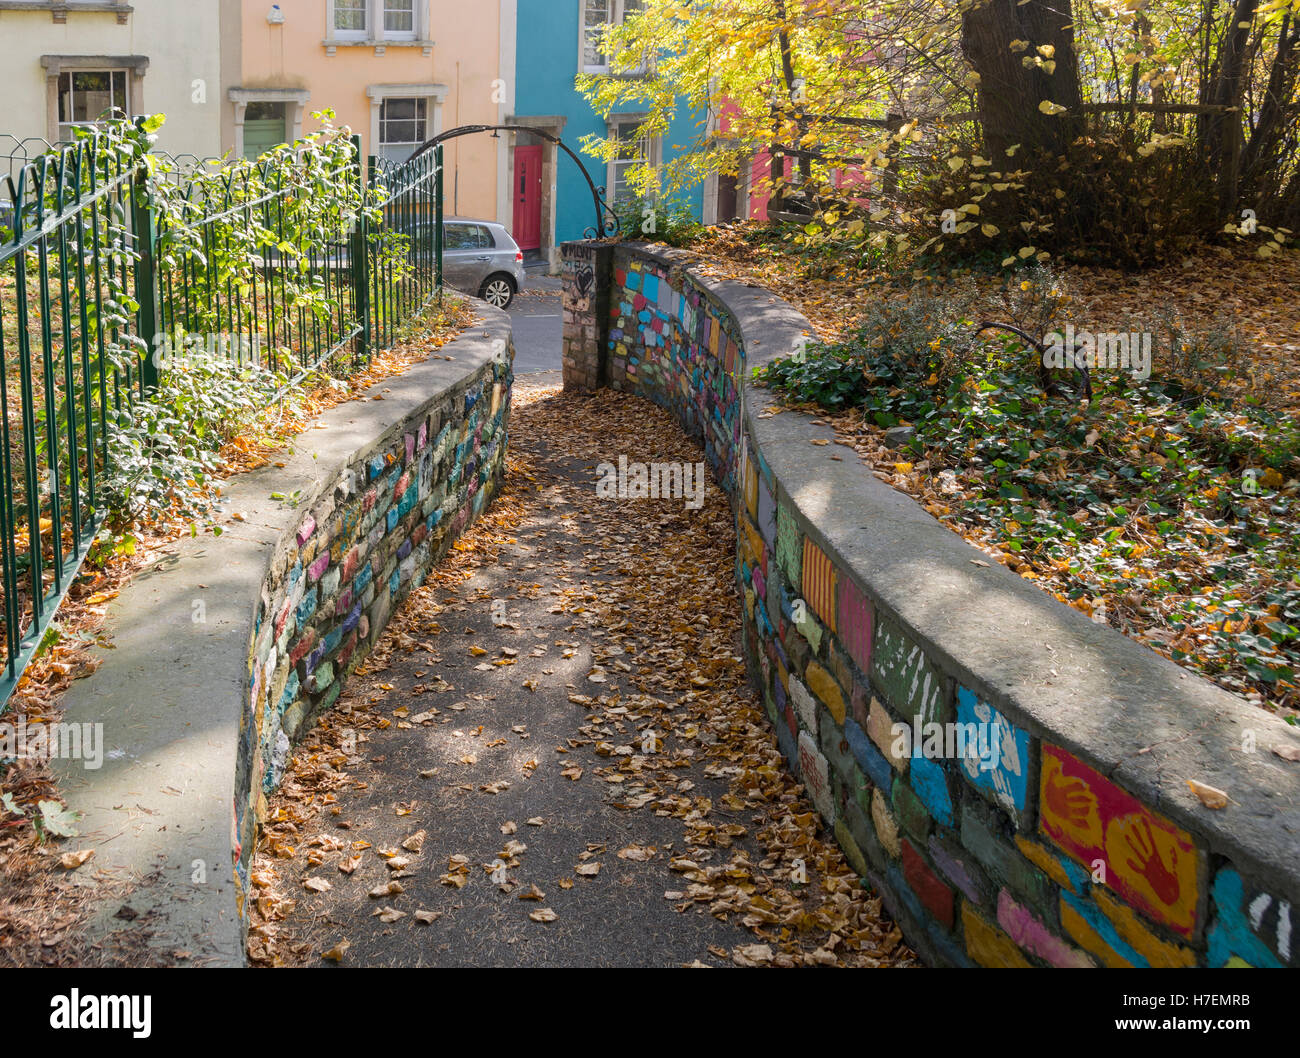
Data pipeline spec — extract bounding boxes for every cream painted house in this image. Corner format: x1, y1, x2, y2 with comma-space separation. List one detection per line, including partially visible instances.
231, 0, 514, 225
0, 0, 231, 161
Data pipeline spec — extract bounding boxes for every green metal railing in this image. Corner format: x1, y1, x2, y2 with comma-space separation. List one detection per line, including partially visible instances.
0, 135, 144, 706
0, 130, 443, 706
364, 144, 445, 351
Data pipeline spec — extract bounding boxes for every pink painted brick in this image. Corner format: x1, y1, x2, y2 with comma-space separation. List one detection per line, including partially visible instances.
308, 552, 330, 583
838, 575, 874, 675
394, 471, 411, 503
405, 432, 415, 461
996, 890, 1094, 968
274, 597, 293, 638
341, 546, 360, 583
417, 422, 427, 449
295, 515, 316, 547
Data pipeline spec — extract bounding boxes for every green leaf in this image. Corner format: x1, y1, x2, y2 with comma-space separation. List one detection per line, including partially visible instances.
38, 800, 81, 838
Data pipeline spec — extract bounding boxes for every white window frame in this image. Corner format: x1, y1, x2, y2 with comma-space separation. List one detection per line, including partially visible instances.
377, 96, 428, 163
330, 0, 369, 40
56, 68, 130, 140
605, 115, 658, 207
579, 0, 644, 75
382, 0, 417, 41
366, 83, 447, 162
326, 0, 428, 47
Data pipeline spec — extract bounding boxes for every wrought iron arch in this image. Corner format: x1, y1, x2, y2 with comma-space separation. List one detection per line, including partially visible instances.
409, 125, 619, 240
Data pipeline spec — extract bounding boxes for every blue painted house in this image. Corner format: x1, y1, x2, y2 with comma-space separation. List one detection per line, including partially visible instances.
509, 0, 704, 268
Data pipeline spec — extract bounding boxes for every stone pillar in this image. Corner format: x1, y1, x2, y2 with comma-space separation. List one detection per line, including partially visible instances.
560, 240, 613, 391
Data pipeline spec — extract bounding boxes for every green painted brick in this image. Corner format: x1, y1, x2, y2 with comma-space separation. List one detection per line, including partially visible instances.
775, 503, 801, 594
893, 774, 933, 842
961, 797, 1057, 914
871, 617, 950, 725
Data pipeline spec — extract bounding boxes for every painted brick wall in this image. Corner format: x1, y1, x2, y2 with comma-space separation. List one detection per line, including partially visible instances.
560, 239, 1300, 969
232, 349, 512, 915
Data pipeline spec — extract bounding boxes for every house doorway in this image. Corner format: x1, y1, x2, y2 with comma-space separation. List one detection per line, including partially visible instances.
512, 144, 543, 252
243, 102, 287, 161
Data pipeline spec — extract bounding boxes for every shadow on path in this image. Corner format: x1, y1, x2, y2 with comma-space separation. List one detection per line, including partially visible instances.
252, 379, 916, 968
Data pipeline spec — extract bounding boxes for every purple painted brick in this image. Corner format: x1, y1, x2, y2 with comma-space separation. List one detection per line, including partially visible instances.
306, 642, 327, 675
342, 601, 362, 635
928, 837, 983, 904
405, 432, 415, 462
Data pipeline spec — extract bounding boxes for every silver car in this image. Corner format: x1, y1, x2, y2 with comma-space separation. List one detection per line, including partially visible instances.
441, 218, 526, 309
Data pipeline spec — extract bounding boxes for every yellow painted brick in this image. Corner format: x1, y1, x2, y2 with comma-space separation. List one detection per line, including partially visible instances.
1093, 888, 1197, 968
1060, 898, 1135, 968
776, 658, 789, 694
744, 459, 759, 520
741, 516, 765, 567
805, 661, 846, 725
962, 903, 1032, 968
835, 818, 869, 880
1225, 957, 1253, 968
867, 696, 908, 773
1015, 836, 1078, 893
871, 786, 901, 859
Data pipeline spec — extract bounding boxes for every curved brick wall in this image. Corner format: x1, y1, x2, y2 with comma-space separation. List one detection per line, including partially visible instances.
561, 240, 1300, 968
233, 323, 513, 920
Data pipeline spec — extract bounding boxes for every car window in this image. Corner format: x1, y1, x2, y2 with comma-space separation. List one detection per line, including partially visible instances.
473, 225, 495, 249
444, 223, 478, 250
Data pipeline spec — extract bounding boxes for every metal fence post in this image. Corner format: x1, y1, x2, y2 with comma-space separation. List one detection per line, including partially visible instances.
434, 143, 444, 298
351, 134, 371, 364
131, 164, 159, 393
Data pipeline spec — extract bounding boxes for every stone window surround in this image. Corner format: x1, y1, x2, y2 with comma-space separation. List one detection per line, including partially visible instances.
0, 1, 131, 24
228, 88, 311, 160
323, 0, 433, 56
366, 83, 448, 160
40, 54, 148, 144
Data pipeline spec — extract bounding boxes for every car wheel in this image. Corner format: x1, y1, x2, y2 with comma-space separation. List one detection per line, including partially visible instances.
480, 274, 516, 309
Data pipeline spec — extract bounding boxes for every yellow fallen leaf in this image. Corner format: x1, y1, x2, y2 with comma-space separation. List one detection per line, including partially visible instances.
1187, 779, 1228, 809
59, 849, 94, 870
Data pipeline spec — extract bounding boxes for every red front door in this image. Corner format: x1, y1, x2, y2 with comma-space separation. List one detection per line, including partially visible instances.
512, 145, 542, 252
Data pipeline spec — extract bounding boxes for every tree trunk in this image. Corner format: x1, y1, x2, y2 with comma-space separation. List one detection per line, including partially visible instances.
960, 0, 1084, 167
1204, 0, 1260, 217
1240, 14, 1300, 207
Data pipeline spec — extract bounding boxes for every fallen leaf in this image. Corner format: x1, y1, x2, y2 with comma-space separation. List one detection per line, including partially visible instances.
1187, 779, 1229, 809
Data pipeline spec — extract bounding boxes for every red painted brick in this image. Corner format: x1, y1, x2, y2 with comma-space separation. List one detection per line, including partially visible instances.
289, 630, 317, 666
902, 838, 955, 930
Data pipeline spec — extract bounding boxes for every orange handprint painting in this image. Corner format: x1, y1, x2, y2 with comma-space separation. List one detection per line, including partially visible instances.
1104, 813, 1198, 934
1039, 745, 1200, 936
1040, 751, 1103, 848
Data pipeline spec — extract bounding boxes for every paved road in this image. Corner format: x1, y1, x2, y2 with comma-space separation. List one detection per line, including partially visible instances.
508, 272, 562, 374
